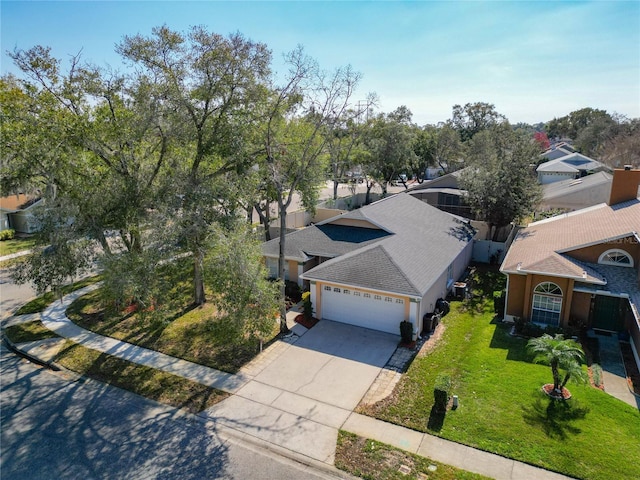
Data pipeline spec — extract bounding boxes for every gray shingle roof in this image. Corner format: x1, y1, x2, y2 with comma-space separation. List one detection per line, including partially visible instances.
302, 193, 475, 296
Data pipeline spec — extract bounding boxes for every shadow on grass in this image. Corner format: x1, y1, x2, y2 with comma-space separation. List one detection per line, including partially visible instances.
427, 405, 446, 432
488, 320, 535, 363
522, 395, 590, 440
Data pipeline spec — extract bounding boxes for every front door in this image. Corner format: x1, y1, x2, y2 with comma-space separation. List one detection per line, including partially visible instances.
591, 295, 624, 332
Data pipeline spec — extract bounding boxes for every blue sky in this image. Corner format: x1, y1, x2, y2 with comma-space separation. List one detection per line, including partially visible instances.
1, 1, 639, 125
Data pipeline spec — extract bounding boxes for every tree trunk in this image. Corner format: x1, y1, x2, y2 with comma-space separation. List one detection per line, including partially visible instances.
333, 179, 339, 200
193, 250, 206, 305
551, 360, 561, 393
253, 202, 272, 241
277, 197, 289, 334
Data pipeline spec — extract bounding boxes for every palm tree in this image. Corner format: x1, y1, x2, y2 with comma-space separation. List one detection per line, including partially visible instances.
527, 334, 587, 397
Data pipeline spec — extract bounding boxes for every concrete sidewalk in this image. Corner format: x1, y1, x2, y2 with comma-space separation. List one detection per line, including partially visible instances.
4, 285, 577, 479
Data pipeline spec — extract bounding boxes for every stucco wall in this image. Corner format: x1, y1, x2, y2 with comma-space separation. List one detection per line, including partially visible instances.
567, 237, 639, 265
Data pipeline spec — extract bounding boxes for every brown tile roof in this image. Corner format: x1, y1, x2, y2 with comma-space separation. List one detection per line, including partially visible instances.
501, 199, 640, 282
0, 194, 35, 211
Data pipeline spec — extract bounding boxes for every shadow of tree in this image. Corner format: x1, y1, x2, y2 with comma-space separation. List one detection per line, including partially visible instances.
521, 395, 589, 440
427, 404, 446, 432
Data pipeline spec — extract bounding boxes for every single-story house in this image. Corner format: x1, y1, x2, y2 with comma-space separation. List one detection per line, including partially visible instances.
0, 194, 43, 234
536, 153, 609, 185
501, 167, 640, 365
262, 193, 475, 337
540, 143, 577, 161
407, 169, 472, 218
538, 171, 613, 212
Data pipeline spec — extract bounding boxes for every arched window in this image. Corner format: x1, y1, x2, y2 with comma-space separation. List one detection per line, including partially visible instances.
531, 282, 563, 326
598, 249, 633, 267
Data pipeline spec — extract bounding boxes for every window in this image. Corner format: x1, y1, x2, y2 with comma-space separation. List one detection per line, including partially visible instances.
599, 249, 633, 267
374, 294, 382, 301
333, 287, 341, 293
384, 296, 392, 302
324, 285, 332, 291
531, 282, 563, 326
343, 289, 350, 295
353, 291, 361, 297
363, 293, 371, 298
395, 298, 404, 304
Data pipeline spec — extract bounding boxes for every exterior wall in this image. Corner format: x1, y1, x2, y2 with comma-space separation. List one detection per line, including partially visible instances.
0, 211, 10, 231
569, 291, 592, 326
312, 208, 346, 223
567, 237, 639, 265
538, 172, 576, 185
11, 211, 39, 234
287, 259, 299, 284
505, 274, 527, 320
328, 218, 381, 229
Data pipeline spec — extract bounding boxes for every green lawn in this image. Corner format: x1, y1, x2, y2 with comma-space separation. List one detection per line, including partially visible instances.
66, 287, 279, 374
360, 268, 640, 480
2, 321, 227, 413
0, 237, 37, 257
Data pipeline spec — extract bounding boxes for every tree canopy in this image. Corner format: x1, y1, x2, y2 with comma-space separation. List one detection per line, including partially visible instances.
459, 124, 542, 239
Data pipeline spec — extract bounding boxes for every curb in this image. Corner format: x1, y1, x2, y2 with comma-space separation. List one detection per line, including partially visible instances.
2, 328, 353, 479
1, 331, 60, 371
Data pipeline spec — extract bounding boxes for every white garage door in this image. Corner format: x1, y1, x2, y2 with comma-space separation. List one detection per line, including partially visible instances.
321, 286, 405, 335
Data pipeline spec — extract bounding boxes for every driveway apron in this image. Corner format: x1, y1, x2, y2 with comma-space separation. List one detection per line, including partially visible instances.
200, 320, 399, 463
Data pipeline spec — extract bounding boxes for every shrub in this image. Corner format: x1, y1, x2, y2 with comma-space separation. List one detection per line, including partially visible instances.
301, 291, 313, 319
591, 363, 603, 388
0, 229, 15, 241
284, 280, 302, 302
400, 320, 413, 344
433, 373, 451, 413
521, 322, 544, 338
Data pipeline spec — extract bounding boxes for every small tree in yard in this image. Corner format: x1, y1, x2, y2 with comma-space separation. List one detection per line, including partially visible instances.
527, 334, 587, 399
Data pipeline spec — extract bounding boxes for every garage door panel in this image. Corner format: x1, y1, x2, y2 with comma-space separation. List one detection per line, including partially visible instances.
321, 288, 403, 335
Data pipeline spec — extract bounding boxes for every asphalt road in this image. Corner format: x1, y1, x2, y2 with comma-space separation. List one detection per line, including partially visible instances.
0, 277, 348, 480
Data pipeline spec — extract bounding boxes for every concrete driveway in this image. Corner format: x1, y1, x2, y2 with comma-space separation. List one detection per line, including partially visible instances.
252, 320, 399, 410
200, 320, 399, 463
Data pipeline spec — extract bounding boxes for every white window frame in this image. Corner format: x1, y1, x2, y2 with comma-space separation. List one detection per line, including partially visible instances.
598, 249, 634, 267
531, 282, 563, 326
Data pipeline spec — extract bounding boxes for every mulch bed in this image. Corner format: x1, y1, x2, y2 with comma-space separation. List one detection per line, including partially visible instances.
294, 314, 319, 329
542, 384, 572, 400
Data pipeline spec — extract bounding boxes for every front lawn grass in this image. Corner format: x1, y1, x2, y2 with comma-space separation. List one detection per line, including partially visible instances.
66, 287, 278, 374
54, 340, 228, 413
360, 267, 640, 480
335, 431, 489, 480
0, 237, 37, 257
15, 275, 103, 315
3, 320, 59, 343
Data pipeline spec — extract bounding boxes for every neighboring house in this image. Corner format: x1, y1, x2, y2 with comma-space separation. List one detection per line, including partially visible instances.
539, 171, 613, 212
536, 152, 609, 185
0, 194, 43, 234
407, 169, 471, 218
501, 167, 640, 365
540, 143, 577, 161
262, 193, 475, 337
